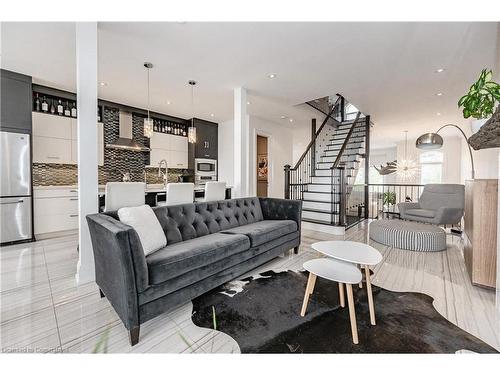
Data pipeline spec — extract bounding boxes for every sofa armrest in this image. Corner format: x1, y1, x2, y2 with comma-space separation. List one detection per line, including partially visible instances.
86, 213, 149, 329
397, 202, 420, 217
433, 207, 464, 225
259, 198, 302, 233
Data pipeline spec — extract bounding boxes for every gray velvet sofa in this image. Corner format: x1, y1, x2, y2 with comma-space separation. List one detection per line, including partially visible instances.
86, 197, 302, 346
398, 184, 464, 225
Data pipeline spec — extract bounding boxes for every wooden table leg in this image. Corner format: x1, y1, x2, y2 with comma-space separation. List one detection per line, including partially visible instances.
300, 273, 317, 317
364, 265, 376, 325
346, 283, 359, 344
338, 282, 345, 307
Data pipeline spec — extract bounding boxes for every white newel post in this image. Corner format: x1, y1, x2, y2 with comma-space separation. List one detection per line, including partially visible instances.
75, 22, 99, 285
233, 87, 250, 198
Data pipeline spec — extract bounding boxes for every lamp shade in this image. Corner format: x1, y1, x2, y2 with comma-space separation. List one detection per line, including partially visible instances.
415, 133, 443, 150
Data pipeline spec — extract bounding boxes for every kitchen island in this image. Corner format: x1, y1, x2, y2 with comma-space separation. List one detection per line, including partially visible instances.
33, 183, 232, 239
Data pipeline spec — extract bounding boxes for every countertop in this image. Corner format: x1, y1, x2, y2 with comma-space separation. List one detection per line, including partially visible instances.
33, 183, 232, 196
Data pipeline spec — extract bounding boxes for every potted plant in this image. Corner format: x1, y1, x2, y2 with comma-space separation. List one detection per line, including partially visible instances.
458, 69, 500, 149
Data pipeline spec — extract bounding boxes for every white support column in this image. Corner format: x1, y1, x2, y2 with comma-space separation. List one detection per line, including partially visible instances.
233, 87, 249, 198
75, 22, 99, 285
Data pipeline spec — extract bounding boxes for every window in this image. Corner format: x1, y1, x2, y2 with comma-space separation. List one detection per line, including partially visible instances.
419, 151, 443, 185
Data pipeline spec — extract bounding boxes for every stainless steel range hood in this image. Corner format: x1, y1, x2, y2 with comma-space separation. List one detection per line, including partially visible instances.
106, 111, 150, 152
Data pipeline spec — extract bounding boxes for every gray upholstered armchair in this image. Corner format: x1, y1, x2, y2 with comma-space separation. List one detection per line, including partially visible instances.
398, 184, 465, 225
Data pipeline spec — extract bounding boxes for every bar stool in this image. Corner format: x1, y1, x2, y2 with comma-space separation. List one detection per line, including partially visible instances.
204, 181, 226, 202
104, 182, 145, 212
301, 258, 362, 344
165, 183, 194, 206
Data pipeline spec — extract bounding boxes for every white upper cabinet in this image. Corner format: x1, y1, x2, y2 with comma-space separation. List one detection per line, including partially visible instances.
33, 112, 72, 139
170, 135, 188, 151
33, 112, 104, 166
148, 132, 188, 168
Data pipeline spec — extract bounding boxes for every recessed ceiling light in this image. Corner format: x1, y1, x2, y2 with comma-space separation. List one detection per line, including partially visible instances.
247, 101, 251, 105
268, 73, 277, 79
280, 115, 286, 119
99, 82, 107, 86
437, 112, 441, 116
289, 118, 294, 123
210, 113, 215, 117
436, 92, 443, 96
435, 68, 445, 73
166, 100, 171, 105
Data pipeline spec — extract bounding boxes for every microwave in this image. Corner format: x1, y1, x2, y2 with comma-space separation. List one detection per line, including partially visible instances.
195, 158, 217, 175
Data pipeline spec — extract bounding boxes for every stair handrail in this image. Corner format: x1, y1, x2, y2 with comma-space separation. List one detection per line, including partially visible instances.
290, 95, 342, 170
331, 111, 362, 170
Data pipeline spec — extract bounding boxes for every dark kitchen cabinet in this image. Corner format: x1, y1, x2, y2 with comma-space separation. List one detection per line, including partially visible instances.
0, 69, 32, 133
188, 118, 218, 167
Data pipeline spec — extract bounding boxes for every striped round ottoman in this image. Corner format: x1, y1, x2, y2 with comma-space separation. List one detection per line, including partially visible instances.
369, 219, 446, 251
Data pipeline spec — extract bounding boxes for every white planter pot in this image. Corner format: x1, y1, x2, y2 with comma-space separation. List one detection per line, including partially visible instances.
471, 118, 488, 134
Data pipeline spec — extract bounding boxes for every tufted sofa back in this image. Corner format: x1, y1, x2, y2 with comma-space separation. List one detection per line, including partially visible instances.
104, 197, 264, 246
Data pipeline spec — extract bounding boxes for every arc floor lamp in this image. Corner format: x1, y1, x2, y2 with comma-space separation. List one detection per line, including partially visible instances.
416, 124, 475, 179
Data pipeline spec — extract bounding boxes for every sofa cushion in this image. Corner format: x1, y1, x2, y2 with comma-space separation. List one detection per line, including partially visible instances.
221, 220, 298, 247
405, 208, 436, 218
146, 232, 250, 285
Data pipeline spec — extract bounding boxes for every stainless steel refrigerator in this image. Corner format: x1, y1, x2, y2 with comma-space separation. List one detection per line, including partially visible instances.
0, 131, 33, 244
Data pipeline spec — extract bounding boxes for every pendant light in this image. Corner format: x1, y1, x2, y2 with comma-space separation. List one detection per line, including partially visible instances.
395, 130, 419, 181
143, 62, 154, 138
188, 80, 197, 143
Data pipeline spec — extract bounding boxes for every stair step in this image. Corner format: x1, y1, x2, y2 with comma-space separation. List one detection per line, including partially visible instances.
303, 191, 339, 202
316, 163, 355, 170
311, 176, 341, 184
302, 210, 339, 223
303, 200, 340, 211
314, 169, 355, 177
320, 156, 360, 164
308, 184, 341, 193
323, 150, 363, 158
332, 130, 366, 139
326, 142, 364, 150
329, 136, 365, 144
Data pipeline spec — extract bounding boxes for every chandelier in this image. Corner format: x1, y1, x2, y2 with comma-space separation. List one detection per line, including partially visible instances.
395, 130, 419, 181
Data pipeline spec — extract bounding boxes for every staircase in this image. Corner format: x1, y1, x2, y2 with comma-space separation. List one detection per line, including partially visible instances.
284, 95, 371, 230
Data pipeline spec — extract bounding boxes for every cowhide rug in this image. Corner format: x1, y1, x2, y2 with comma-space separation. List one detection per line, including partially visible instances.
191, 270, 497, 353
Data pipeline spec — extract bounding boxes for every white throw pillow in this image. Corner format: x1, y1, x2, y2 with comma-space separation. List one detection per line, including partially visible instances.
118, 205, 167, 256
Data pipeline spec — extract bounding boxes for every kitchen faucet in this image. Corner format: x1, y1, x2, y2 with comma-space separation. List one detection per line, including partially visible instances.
158, 159, 168, 186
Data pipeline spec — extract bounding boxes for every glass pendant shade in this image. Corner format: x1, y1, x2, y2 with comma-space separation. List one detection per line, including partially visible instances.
188, 125, 196, 143
144, 117, 154, 138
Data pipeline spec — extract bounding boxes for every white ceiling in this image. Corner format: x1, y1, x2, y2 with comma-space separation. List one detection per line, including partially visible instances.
1, 22, 498, 147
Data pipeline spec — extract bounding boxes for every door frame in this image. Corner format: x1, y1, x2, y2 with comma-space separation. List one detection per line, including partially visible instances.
252, 129, 272, 197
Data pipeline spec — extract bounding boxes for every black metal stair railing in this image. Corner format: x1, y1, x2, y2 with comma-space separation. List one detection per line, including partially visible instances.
284, 95, 342, 201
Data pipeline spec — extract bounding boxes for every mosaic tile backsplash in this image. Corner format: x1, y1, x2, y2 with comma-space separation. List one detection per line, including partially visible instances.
32, 107, 191, 186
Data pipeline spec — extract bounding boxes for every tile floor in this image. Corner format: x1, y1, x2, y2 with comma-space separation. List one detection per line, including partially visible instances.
1, 222, 499, 353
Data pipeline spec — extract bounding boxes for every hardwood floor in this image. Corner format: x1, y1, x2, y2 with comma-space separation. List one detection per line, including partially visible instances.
1, 221, 499, 353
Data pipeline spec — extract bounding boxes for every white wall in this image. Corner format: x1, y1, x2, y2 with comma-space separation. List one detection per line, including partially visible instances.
370, 147, 397, 184
395, 136, 462, 185
218, 116, 294, 198
249, 116, 293, 198
217, 119, 235, 187
292, 123, 312, 165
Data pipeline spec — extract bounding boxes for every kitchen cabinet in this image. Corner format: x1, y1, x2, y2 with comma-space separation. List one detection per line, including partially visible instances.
34, 187, 79, 237
0, 69, 32, 133
191, 118, 218, 160
32, 112, 103, 166
148, 132, 188, 169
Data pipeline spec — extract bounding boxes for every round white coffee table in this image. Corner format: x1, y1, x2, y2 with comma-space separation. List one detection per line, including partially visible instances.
302, 258, 362, 344
312, 241, 382, 325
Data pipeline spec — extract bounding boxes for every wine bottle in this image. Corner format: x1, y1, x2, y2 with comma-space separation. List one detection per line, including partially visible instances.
64, 102, 70, 117
182, 125, 186, 137
167, 122, 171, 134
71, 103, 77, 117
35, 93, 41, 111
97, 107, 101, 122
153, 120, 158, 132
57, 99, 63, 115
50, 100, 56, 114
41, 96, 49, 112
